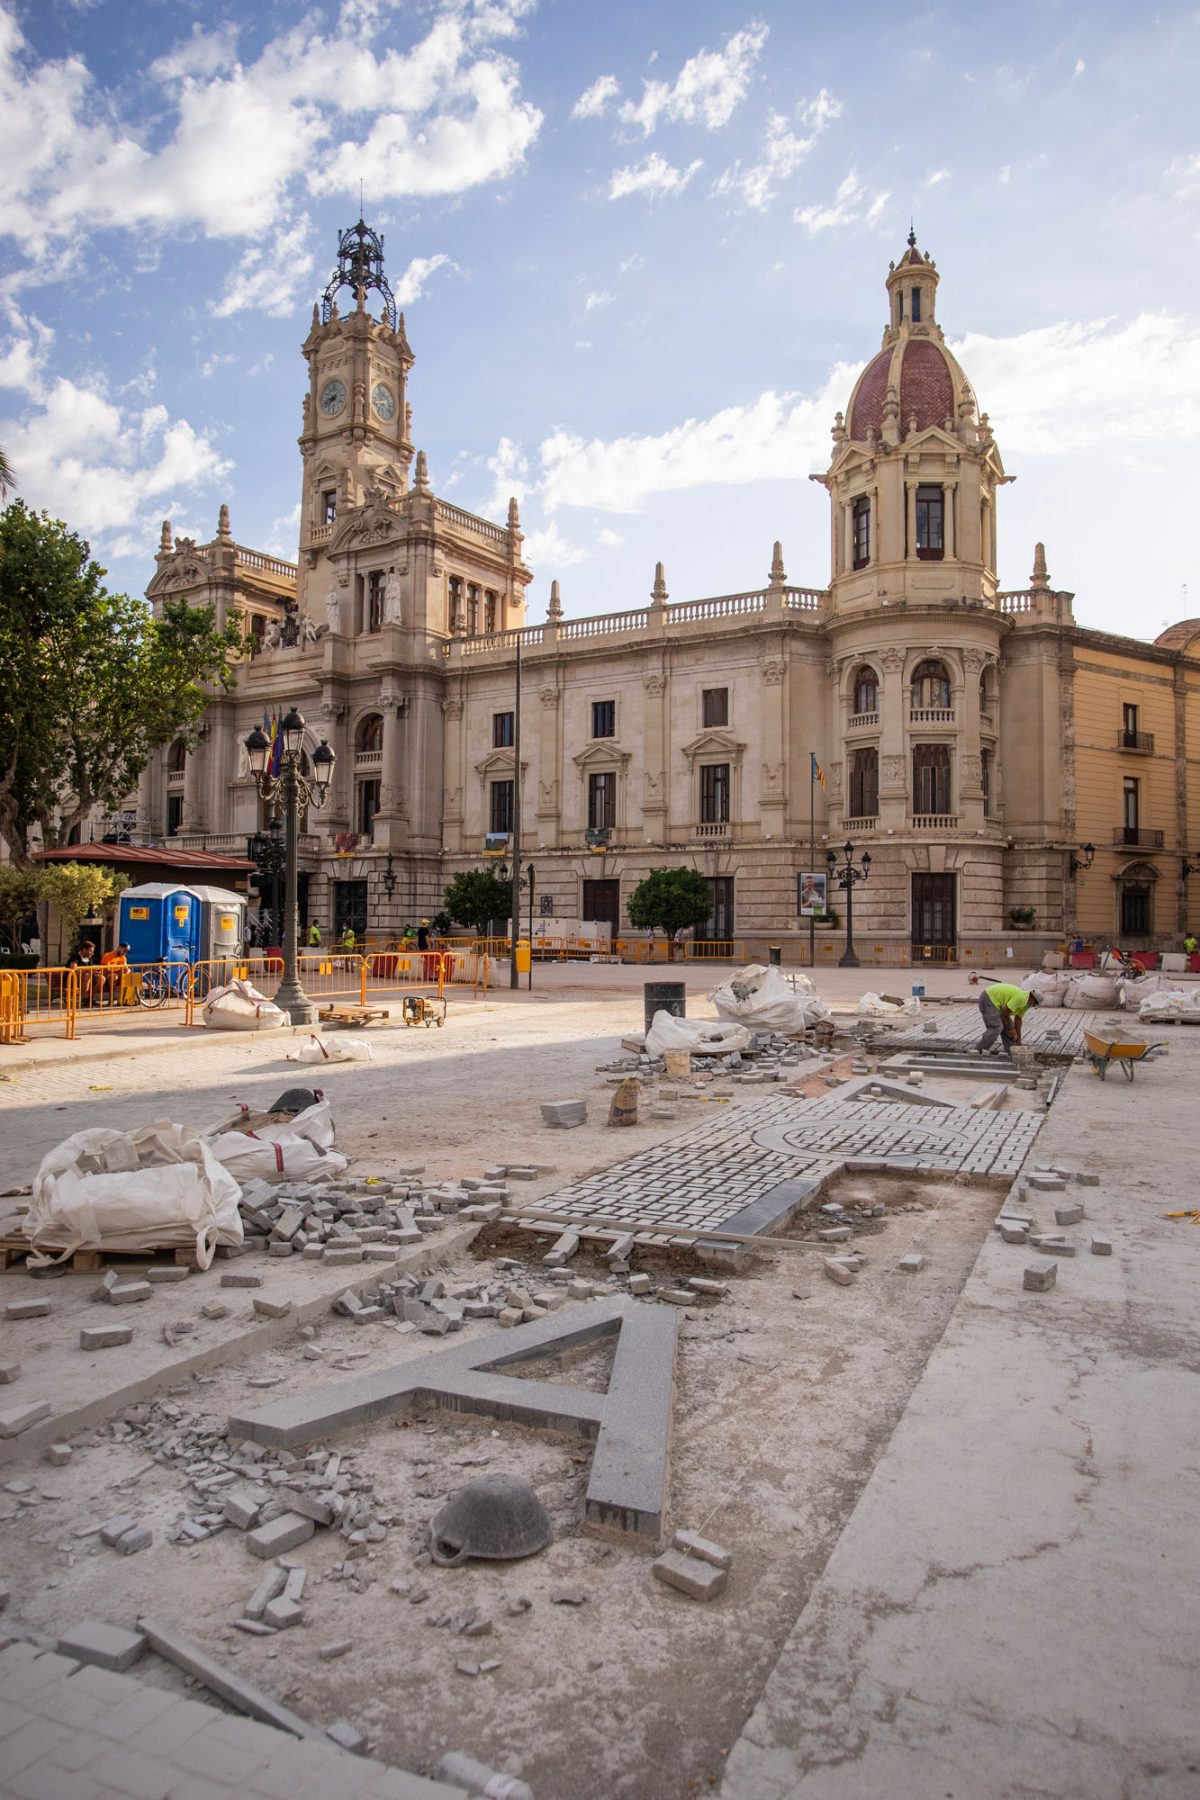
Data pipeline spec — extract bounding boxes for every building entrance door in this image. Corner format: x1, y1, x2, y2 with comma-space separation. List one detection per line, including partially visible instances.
696, 876, 735, 943
334, 880, 368, 944
911, 873, 956, 959
582, 878, 621, 944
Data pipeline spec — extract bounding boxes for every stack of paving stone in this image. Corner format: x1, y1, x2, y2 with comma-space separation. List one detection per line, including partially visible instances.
333, 1272, 506, 1334
231, 1169, 508, 1267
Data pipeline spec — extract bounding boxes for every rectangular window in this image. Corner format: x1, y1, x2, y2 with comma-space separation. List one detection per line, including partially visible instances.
702, 688, 729, 728
1123, 703, 1138, 736
912, 744, 952, 816
1120, 883, 1151, 936
493, 711, 514, 748
490, 780, 514, 835
915, 485, 944, 560
699, 763, 730, 824
166, 794, 184, 836
588, 771, 616, 830
911, 286, 922, 323
852, 498, 870, 570
1123, 776, 1139, 833
322, 490, 337, 526
849, 748, 878, 818
695, 876, 732, 942
367, 570, 385, 633
467, 585, 480, 636
357, 778, 380, 837
592, 700, 616, 739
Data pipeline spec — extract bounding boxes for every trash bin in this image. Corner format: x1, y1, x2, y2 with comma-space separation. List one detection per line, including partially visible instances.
515, 939, 532, 976
644, 981, 686, 1033
768, 945, 782, 967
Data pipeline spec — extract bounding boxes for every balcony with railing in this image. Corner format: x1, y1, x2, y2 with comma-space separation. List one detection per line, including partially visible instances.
354, 750, 384, 771
1117, 730, 1155, 754
693, 821, 731, 839
1112, 826, 1164, 848
909, 708, 956, 726
840, 816, 877, 831
910, 814, 959, 830
846, 712, 879, 732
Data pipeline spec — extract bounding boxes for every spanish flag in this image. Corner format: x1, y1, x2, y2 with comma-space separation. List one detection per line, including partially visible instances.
811, 753, 825, 790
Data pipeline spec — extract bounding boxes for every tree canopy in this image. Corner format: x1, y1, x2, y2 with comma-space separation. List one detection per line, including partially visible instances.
443, 868, 513, 935
0, 502, 242, 866
626, 867, 713, 943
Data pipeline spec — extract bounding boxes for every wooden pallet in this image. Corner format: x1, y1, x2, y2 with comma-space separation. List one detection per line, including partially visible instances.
0, 1234, 201, 1273
317, 1004, 391, 1026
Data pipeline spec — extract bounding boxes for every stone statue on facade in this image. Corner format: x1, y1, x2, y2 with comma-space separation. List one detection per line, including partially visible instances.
325, 586, 342, 634
383, 569, 403, 625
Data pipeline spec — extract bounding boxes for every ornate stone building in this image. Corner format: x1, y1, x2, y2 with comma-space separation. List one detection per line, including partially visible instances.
141, 224, 1200, 957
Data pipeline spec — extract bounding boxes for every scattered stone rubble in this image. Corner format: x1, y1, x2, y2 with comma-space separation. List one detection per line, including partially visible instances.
229, 1168, 506, 1267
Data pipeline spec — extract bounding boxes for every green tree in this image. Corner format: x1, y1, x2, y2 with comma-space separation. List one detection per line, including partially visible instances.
0, 450, 14, 501
627, 867, 712, 956
443, 868, 513, 936
0, 865, 41, 952
0, 502, 243, 866
36, 863, 129, 959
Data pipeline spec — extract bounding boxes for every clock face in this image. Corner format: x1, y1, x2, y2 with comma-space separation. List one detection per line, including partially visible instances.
319, 378, 347, 417
371, 381, 395, 421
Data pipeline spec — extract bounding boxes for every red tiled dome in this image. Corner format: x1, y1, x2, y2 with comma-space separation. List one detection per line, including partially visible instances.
847, 337, 957, 442
1155, 618, 1200, 652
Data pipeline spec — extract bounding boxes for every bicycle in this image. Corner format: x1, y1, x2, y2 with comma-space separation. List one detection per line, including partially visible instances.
136, 962, 193, 1008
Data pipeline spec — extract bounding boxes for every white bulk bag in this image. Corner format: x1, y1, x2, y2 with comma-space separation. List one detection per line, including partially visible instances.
643, 1011, 753, 1057
25, 1123, 244, 1269
1065, 974, 1119, 1009
203, 978, 287, 1031
205, 1098, 347, 1183
709, 964, 830, 1033
286, 1033, 374, 1063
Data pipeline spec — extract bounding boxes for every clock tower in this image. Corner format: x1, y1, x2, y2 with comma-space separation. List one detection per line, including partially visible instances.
296, 219, 415, 612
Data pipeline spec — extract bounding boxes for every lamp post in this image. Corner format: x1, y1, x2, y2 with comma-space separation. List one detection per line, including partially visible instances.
244, 706, 335, 1024
525, 861, 535, 992
825, 840, 871, 969
1068, 842, 1096, 880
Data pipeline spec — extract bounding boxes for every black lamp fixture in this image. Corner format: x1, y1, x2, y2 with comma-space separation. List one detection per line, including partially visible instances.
1182, 852, 1200, 882
825, 839, 871, 968
382, 851, 396, 898
1069, 842, 1096, 878
242, 702, 336, 1023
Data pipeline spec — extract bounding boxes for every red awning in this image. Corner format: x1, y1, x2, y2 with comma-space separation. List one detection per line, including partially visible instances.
34, 844, 256, 871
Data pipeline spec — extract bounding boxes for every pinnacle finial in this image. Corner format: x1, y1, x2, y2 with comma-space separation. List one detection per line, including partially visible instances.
413, 450, 430, 494
160, 519, 173, 554
908, 220, 916, 249
217, 503, 231, 541
548, 578, 562, 621
770, 540, 786, 586
1032, 542, 1049, 587
507, 496, 520, 532
651, 561, 668, 606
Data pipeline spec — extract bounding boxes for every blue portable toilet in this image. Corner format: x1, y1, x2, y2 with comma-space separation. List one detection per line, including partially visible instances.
118, 884, 201, 966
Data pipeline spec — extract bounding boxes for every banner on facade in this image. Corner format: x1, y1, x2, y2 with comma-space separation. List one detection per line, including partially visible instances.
797, 872, 827, 917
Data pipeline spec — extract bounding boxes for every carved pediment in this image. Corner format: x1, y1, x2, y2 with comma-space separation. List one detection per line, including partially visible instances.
474, 748, 527, 780
680, 728, 746, 765
572, 741, 632, 770
328, 496, 403, 554
147, 540, 211, 596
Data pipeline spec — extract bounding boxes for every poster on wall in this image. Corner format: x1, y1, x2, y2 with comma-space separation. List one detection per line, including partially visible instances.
797, 872, 828, 917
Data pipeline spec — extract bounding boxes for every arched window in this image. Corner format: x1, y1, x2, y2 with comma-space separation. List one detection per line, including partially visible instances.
849, 747, 878, 818
167, 739, 187, 774
356, 714, 383, 755
852, 666, 879, 716
911, 659, 951, 710
852, 497, 870, 569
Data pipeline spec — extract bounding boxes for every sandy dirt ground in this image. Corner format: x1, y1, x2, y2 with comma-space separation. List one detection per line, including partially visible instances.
0, 981, 1024, 1799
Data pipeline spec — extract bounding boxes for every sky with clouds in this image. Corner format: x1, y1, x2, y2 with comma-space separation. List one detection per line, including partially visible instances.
1, 0, 1198, 639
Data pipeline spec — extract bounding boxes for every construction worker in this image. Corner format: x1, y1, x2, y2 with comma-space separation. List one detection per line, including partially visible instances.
307, 922, 322, 949
976, 981, 1041, 1058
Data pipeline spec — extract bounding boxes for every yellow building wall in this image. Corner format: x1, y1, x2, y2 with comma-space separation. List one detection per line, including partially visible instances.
1072, 646, 1186, 940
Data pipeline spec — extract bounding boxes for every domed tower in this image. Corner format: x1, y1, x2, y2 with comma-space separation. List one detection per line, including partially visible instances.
818, 230, 1007, 612
813, 234, 1014, 955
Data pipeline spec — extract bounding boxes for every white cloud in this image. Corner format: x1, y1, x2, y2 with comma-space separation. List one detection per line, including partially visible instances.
620, 252, 645, 275
999, 164, 1011, 184
925, 168, 950, 187
0, 314, 230, 549
952, 313, 1200, 452
572, 74, 619, 120
0, 2, 542, 301
482, 434, 532, 513
618, 23, 768, 136
1074, 58, 1086, 75
392, 253, 455, 306
522, 520, 589, 569
200, 352, 237, 379
584, 290, 614, 313
266, 501, 302, 560
211, 219, 316, 320
714, 89, 842, 212
597, 527, 624, 547
610, 153, 703, 201
795, 170, 890, 234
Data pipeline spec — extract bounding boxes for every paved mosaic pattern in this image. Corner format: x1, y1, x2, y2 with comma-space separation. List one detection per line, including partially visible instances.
525, 1086, 1042, 1241
879, 1002, 1103, 1054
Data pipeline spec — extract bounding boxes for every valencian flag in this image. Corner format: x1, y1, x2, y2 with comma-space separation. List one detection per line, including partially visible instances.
811, 753, 826, 790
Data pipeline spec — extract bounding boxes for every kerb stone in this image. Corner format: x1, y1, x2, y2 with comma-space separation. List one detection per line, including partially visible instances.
57, 1621, 146, 1672
652, 1548, 728, 1601
245, 1512, 316, 1559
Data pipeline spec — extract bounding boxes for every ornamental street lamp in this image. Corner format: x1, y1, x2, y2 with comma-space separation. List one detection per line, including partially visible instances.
825, 839, 871, 969
1068, 842, 1096, 879
243, 707, 335, 1023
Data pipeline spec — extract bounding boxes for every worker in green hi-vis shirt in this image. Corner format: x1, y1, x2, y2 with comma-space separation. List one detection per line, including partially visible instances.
976, 981, 1041, 1058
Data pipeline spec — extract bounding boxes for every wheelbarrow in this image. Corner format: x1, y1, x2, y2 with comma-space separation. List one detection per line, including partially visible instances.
1082, 1029, 1166, 1082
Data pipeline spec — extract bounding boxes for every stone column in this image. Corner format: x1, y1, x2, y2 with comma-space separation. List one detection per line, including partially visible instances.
642, 670, 668, 839
760, 657, 787, 835
373, 685, 403, 848
535, 685, 561, 842
905, 481, 917, 560
958, 649, 985, 829
945, 480, 957, 558
878, 646, 908, 828
181, 741, 205, 832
